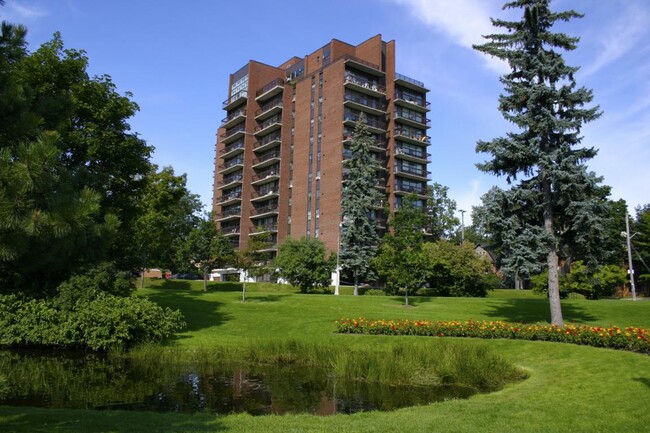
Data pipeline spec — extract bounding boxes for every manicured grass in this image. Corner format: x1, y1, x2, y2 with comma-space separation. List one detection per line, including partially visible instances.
2, 280, 650, 432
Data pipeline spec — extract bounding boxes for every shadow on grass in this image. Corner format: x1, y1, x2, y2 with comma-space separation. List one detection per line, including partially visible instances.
484, 299, 597, 324
0, 407, 225, 433
145, 289, 232, 334
633, 377, 650, 389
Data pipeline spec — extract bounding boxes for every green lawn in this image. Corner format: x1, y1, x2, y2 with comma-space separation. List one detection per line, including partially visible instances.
2, 280, 649, 432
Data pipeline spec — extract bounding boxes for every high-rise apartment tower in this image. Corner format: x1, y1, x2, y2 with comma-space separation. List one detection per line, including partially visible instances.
212, 35, 431, 258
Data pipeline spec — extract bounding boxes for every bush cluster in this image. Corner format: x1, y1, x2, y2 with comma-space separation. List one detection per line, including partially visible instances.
0, 294, 185, 351
336, 318, 650, 354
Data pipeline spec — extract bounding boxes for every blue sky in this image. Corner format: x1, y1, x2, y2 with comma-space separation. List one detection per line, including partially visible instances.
2, 0, 649, 224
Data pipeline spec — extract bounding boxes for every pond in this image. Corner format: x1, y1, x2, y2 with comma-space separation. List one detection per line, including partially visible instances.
0, 349, 475, 416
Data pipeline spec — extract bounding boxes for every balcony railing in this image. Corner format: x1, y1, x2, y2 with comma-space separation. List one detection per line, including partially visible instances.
251, 188, 278, 200
395, 72, 425, 89
218, 158, 244, 171
343, 112, 387, 131
255, 98, 283, 118
344, 92, 386, 112
394, 165, 430, 178
256, 78, 284, 98
222, 90, 247, 109
394, 110, 431, 127
343, 73, 386, 94
219, 140, 245, 156
252, 150, 281, 166
221, 226, 241, 236
220, 108, 246, 127
216, 207, 241, 219
218, 173, 244, 187
220, 125, 246, 141
250, 203, 279, 216
394, 128, 431, 144
395, 91, 431, 110
251, 167, 279, 182
395, 146, 431, 160
254, 132, 282, 151
217, 191, 242, 204
343, 54, 383, 74
250, 223, 278, 234
395, 183, 427, 195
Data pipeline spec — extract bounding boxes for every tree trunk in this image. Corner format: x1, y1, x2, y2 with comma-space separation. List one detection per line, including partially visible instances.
140, 267, 145, 289
353, 275, 359, 296
203, 267, 208, 292
242, 271, 247, 302
405, 288, 409, 306
543, 177, 564, 326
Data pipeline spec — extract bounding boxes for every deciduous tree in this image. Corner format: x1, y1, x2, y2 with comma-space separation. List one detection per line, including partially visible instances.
274, 237, 335, 293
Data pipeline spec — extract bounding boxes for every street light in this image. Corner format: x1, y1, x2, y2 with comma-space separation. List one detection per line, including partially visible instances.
622, 212, 638, 301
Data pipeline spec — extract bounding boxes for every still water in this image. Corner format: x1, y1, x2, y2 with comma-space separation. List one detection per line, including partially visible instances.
0, 349, 475, 416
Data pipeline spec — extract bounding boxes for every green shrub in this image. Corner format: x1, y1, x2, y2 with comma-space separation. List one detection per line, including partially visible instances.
0, 293, 185, 351
55, 262, 135, 310
363, 289, 386, 296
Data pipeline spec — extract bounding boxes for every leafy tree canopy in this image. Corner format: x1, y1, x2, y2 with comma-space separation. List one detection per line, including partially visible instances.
274, 237, 335, 293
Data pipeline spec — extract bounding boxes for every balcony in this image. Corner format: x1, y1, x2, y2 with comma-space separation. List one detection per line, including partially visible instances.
217, 191, 242, 206
219, 140, 245, 158
343, 112, 387, 134
394, 91, 431, 113
343, 92, 386, 116
222, 90, 247, 111
255, 98, 283, 121
255, 78, 284, 102
343, 149, 387, 166
394, 145, 431, 163
217, 158, 244, 175
394, 183, 428, 196
343, 55, 384, 77
251, 188, 279, 202
394, 128, 431, 145
217, 172, 244, 189
254, 114, 282, 137
250, 223, 278, 235
395, 73, 429, 92
344, 73, 386, 97
216, 206, 242, 222
251, 167, 280, 185
394, 164, 431, 181
221, 225, 241, 237
250, 203, 279, 219
394, 110, 431, 129
220, 108, 246, 129
254, 132, 282, 153
220, 125, 246, 145
252, 150, 281, 169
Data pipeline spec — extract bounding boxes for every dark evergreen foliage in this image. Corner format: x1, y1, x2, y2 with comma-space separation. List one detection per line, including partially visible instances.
474, 0, 606, 325
339, 117, 384, 295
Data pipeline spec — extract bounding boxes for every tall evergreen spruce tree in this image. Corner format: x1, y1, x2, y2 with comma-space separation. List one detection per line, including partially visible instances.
340, 117, 383, 296
474, 0, 603, 326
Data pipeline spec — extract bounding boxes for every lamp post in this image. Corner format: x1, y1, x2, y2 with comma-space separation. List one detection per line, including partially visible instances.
459, 209, 466, 243
335, 222, 342, 296
624, 212, 638, 301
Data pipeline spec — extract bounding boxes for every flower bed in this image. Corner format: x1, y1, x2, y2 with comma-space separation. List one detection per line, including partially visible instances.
336, 318, 650, 354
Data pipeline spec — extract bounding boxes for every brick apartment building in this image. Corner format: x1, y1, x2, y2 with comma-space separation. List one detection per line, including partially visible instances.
212, 34, 431, 259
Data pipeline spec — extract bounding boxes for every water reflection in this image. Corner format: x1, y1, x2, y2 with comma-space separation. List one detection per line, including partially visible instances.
0, 349, 475, 415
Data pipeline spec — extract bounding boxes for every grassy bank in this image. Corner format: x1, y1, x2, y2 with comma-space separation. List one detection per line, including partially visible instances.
1, 280, 650, 432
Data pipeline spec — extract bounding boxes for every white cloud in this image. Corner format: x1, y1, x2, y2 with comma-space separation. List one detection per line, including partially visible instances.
3, 1, 48, 20
387, 0, 508, 74
581, 2, 650, 77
